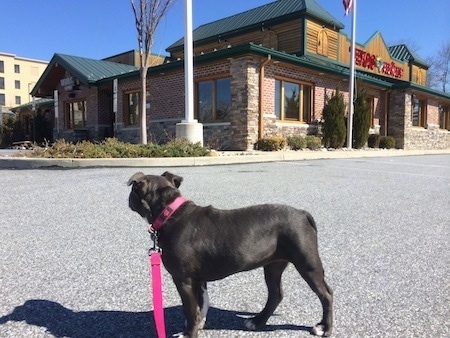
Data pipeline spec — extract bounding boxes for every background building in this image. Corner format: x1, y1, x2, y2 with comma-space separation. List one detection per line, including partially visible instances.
0, 52, 48, 113
28, 0, 450, 150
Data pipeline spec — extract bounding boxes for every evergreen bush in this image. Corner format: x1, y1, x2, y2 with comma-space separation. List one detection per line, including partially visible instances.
255, 136, 286, 151
287, 135, 307, 150
379, 136, 396, 149
367, 134, 381, 148
353, 87, 371, 148
27, 138, 210, 158
322, 90, 347, 148
305, 136, 322, 150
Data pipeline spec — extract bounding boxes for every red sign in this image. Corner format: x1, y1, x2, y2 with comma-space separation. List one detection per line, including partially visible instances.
355, 48, 403, 79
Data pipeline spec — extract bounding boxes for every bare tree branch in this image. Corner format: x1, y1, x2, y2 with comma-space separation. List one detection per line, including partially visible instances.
130, 0, 175, 144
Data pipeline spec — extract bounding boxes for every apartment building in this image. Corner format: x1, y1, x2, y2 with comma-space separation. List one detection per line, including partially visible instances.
0, 52, 48, 113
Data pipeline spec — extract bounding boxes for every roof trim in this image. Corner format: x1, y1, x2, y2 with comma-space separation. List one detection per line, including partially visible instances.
31, 53, 138, 96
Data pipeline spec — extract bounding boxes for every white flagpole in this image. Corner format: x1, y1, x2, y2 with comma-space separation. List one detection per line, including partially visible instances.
346, 0, 356, 149
184, 0, 194, 122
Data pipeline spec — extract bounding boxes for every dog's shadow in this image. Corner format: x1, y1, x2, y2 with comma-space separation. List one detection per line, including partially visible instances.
0, 299, 311, 337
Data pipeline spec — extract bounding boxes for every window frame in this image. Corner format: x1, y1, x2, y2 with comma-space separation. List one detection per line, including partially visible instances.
14, 64, 20, 73
274, 77, 313, 123
411, 96, 427, 128
123, 90, 141, 127
65, 100, 87, 130
366, 95, 375, 128
439, 105, 449, 130
195, 76, 231, 123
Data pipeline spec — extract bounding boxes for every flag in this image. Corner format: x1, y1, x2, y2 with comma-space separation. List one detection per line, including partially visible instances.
343, 0, 353, 15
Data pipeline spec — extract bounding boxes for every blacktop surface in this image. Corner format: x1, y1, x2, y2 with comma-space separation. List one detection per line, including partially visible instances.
0, 149, 449, 337
1, 148, 450, 169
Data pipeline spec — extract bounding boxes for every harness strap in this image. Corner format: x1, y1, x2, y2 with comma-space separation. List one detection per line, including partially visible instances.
150, 250, 165, 338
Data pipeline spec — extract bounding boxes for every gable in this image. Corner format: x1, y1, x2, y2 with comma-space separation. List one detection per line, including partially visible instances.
32, 54, 138, 98
338, 32, 409, 81
167, 0, 343, 53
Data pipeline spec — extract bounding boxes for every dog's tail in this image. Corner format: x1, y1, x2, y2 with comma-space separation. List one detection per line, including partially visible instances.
306, 211, 318, 232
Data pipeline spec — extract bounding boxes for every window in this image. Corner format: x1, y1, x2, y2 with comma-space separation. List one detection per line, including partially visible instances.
124, 91, 140, 126
65, 100, 87, 129
0, 94, 5, 105
317, 29, 329, 56
366, 96, 375, 127
14, 64, 20, 73
15, 80, 21, 89
0, 61, 4, 73
412, 96, 427, 127
15, 96, 21, 105
439, 105, 449, 130
275, 79, 312, 122
0, 77, 4, 89
196, 77, 231, 122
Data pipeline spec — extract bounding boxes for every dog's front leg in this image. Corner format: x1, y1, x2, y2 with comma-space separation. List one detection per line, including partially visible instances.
173, 277, 202, 338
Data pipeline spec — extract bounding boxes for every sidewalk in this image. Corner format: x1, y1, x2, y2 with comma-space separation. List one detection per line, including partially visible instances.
1, 148, 449, 169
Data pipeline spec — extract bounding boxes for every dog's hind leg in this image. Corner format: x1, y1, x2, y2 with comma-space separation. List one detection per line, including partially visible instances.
244, 260, 288, 330
196, 282, 209, 329
293, 257, 333, 337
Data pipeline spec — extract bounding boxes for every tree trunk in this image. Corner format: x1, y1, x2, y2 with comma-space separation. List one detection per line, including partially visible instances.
140, 66, 148, 144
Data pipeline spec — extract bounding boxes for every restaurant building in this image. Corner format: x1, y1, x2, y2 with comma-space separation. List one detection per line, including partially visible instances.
28, 0, 450, 150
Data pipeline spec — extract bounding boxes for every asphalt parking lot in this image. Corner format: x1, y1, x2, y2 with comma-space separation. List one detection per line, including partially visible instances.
0, 154, 449, 337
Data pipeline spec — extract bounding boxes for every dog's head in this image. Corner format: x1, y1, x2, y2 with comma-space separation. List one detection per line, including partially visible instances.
127, 171, 183, 224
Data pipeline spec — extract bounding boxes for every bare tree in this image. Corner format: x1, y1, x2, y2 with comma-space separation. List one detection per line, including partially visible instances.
130, 0, 175, 144
426, 40, 450, 93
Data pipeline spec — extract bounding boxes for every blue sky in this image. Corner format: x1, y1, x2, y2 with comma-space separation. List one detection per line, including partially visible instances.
2, 0, 449, 62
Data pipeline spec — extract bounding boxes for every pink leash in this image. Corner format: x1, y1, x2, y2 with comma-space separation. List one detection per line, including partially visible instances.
149, 249, 166, 338
148, 197, 187, 337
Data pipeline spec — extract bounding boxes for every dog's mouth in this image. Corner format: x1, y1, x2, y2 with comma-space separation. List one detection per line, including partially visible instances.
129, 190, 153, 222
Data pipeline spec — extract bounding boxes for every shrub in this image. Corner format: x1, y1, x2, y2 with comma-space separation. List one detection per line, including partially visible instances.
379, 136, 396, 149
162, 138, 210, 157
287, 135, 306, 150
353, 86, 371, 148
305, 136, 322, 150
322, 90, 346, 148
255, 136, 286, 151
367, 134, 381, 148
27, 138, 210, 158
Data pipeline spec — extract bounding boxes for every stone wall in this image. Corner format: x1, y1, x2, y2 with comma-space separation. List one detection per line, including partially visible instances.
230, 56, 259, 150
388, 89, 408, 148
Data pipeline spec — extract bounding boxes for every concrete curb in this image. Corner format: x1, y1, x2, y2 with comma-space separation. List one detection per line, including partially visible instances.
0, 149, 449, 169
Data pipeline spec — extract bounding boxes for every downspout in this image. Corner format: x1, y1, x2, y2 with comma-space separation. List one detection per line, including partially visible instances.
259, 55, 272, 139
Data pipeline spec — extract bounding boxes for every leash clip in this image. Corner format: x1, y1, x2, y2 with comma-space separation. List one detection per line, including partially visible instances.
149, 226, 160, 252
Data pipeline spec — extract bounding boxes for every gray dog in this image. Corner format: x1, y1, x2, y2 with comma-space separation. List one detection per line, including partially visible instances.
128, 171, 333, 338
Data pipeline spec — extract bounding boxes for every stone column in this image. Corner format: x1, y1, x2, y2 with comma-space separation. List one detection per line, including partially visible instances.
230, 57, 260, 150
388, 89, 411, 149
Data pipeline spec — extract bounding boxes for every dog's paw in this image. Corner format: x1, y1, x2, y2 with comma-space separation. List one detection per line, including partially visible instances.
243, 318, 257, 331
311, 323, 331, 337
198, 317, 207, 330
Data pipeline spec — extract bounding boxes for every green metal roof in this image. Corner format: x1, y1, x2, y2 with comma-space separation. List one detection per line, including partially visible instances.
52, 53, 138, 84
11, 98, 54, 112
388, 44, 429, 68
167, 0, 344, 51
31, 53, 138, 96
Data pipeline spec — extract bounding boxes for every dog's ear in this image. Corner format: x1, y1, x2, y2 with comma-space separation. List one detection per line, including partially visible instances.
161, 171, 183, 188
127, 172, 147, 186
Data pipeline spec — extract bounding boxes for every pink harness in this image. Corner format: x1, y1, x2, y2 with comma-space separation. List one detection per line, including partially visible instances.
148, 196, 187, 338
